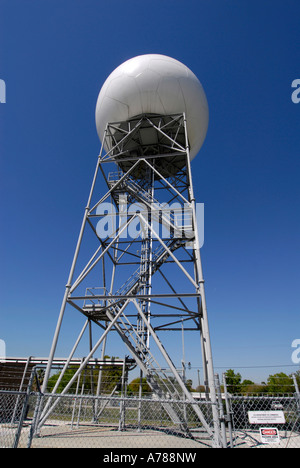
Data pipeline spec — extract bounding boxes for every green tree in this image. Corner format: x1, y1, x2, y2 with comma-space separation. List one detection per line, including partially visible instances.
48, 366, 80, 393
99, 356, 124, 394
241, 382, 268, 395
293, 370, 300, 389
267, 372, 294, 394
225, 369, 242, 394
242, 379, 254, 387
127, 377, 151, 396
47, 356, 123, 394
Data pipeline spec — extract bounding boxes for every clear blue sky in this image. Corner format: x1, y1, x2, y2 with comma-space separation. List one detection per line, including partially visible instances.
0, 0, 299, 384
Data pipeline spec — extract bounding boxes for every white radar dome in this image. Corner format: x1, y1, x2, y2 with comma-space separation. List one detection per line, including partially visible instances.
95, 54, 209, 162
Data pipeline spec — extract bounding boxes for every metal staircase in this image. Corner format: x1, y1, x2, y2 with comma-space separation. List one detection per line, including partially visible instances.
108, 172, 194, 240
81, 176, 212, 434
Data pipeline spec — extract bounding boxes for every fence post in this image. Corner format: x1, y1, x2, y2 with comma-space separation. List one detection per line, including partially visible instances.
13, 366, 36, 448
27, 368, 44, 448
215, 374, 227, 448
27, 394, 42, 448
11, 356, 32, 425
222, 372, 234, 448
292, 373, 300, 416
119, 358, 127, 431
292, 373, 300, 397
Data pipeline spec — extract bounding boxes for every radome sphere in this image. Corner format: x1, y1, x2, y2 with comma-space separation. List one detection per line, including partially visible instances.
95, 54, 209, 162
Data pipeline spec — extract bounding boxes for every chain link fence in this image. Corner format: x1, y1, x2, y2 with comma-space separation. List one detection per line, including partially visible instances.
0, 364, 299, 448
29, 393, 216, 448
221, 371, 300, 448
0, 391, 216, 448
226, 394, 300, 448
0, 391, 29, 448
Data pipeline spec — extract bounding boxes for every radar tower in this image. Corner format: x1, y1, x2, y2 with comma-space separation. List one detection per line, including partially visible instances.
41, 54, 222, 446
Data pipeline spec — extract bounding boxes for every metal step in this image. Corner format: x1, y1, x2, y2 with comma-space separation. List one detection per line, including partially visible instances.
108, 172, 194, 239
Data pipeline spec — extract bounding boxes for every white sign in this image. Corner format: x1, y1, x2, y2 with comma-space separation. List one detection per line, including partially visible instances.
248, 411, 285, 424
259, 427, 280, 444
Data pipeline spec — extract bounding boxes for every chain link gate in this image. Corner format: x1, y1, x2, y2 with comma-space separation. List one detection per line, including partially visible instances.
0, 367, 37, 448
214, 373, 300, 448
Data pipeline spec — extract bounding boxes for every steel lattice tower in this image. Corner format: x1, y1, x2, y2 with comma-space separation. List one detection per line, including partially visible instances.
41, 55, 222, 446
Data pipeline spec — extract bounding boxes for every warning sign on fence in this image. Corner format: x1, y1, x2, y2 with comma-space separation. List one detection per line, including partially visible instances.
259, 428, 281, 444
248, 410, 285, 424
